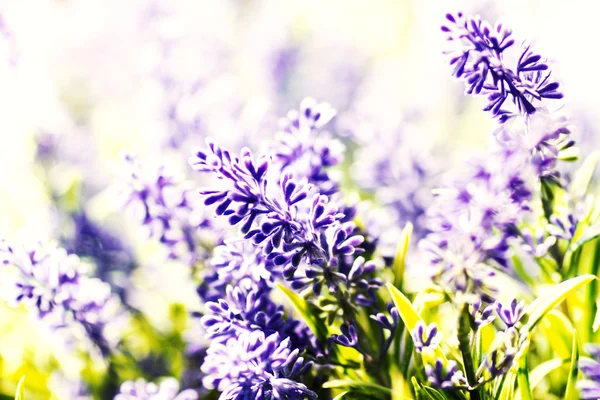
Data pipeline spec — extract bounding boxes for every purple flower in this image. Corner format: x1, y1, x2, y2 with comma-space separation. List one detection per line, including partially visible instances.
191, 137, 370, 301
443, 13, 572, 178
425, 359, 468, 389
412, 321, 441, 353
201, 330, 316, 400
469, 299, 496, 327
442, 13, 562, 121
272, 98, 342, 194
120, 154, 216, 265
420, 148, 534, 299
0, 241, 124, 355
495, 299, 525, 329
114, 377, 198, 400
579, 344, 600, 399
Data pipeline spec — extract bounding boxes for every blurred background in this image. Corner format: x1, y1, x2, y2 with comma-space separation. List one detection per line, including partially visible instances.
0, 0, 598, 398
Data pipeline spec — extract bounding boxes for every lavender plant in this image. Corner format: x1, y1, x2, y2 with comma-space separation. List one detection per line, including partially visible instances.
4, 7, 600, 400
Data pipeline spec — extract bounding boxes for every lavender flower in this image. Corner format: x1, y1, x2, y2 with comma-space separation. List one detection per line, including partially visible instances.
518, 227, 556, 258
412, 321, 441, 353
342, 114, 438, 238
420, 148, 534, 299
201, 283, 285, 343
442, 13, 562, 121
190, 138, 369, 300
120, 154, 216, 265
114, 377, 197, 400
425, 359, 468, 389
579, 344, 600, 399
272, 98, 342, 194
477, 327, 523, 380
495, 299, 525, 329
469, 299, 496, 327
197, 239, 270, 303
443, 13, 572, 177
0, 241, 124, 354
201, 330, 316, 400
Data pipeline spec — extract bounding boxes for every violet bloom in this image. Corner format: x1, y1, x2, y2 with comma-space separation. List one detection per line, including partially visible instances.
443, 13, 572, 177
344, 114, 438, 239
0, 241, 124, 355
201, 330, 316, 400
120, 154, 217, 265
579, 345, 600, 399
190, 137, 370, 300
442, 13, 562, 121
420, 148, 534, 300
425, 359, 468, 389
272, 98, 343, 194
114, 377, 197, 400
412, 321, 441, 353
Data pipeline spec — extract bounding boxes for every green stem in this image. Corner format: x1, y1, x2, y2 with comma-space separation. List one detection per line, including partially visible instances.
458, 305, 481, 400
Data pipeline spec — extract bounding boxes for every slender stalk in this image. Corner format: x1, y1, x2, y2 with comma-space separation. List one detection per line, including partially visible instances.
458, 305, 481, 400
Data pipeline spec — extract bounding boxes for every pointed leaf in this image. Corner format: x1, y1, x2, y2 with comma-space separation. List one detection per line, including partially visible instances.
517, 339, 533, 400
332, 391, 350, 400
521, 275, 595, 332
564, 330, 579, 400
386, 283, 447, 362
421, 386, 450, 400
15, 376, 25, 400
323, 380, 393, 396
515, 358, 566, 400
393, 222, 413, 289
277, 283, 328, 344
541, 310, 574, 359
569, 152, 599, 199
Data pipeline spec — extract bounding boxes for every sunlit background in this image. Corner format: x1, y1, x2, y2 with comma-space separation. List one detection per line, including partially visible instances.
0, 0, 599, 398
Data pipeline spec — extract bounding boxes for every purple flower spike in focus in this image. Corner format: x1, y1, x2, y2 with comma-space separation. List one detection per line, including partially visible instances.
201, 330, 317, 400
442, 12, 562, 122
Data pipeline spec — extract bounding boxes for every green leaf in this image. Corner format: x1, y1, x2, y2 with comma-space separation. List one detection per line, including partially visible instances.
412, 377, 424, 400
421, 386, 450, 400
541, 310, 574, 359
393, 222, 413, 289
277, 284, 329, 344
568, 224, 600, 254
527, 358, 566, 391
15, 376, 25, 400
541, 176, 565, 220
517, 339, 533, 400
332, 391, 350, 400
515, 358, 567, 400
569, 152, 599, 199
521, 275, 596, 332
386, 283, 447, 362
564, 330, 579, 400
323, 380, 392, 396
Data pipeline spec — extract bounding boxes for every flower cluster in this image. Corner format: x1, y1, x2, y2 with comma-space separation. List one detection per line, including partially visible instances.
579, 345, 600, 399
443, 13, 572, 177
442, 13, 562, 121
420, 148, 534, 300
120, 154, 218, 265
0, 241, 124, 355
201, 331, 316, 400
272, 97, 343, 195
